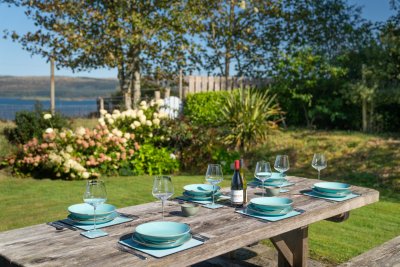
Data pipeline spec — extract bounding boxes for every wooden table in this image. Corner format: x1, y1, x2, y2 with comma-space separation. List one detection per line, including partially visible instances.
0, 177, 379, 267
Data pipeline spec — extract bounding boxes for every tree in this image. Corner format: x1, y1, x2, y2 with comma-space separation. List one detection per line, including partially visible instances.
3, 0, 204, 107
197, 0, 282, 80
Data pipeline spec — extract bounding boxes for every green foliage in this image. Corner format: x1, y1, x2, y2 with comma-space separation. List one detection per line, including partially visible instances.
129, 144, 179, 176
221, 88, 280, 152
271, 48, 347, 128
183, 91, 228, 126
4, 104, 69, 144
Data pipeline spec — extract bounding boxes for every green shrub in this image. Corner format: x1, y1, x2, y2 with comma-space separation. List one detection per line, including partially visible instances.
129, 143, 179, 175
4, 104, 69, 144
184, 91, 229, 126
221, 88, 281, 152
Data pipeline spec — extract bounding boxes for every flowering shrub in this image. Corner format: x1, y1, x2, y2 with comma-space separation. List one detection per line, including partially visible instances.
9, 99, 179, 179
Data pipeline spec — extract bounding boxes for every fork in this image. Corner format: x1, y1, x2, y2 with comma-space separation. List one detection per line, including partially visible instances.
116, 244, 147, 260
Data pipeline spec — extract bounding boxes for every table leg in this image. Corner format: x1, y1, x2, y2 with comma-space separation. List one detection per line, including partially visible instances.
270, 226, 308, 267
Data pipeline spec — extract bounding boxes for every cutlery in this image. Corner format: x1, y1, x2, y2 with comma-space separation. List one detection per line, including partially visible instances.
46, 222, 64, 231
115, 244, 147, 260
54, 221, 78, 231
192, 233, 210, 242
118, 212, 139, 220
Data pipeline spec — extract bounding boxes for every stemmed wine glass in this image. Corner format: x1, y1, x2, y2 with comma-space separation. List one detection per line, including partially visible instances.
152, 176, 174, 220
254, 161, 272, 197
274, 155, 290, 177
205, 164, 223, 208
83, 180, 107, 237
311, 153, 327, 180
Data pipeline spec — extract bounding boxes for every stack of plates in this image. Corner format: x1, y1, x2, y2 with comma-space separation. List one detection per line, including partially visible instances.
67, 203, 117, 225
246, 197, 293, 216
312, 182, 351, 198
182, 184, 221, 201
254, 172, 287, 187
132, 221, 191, 248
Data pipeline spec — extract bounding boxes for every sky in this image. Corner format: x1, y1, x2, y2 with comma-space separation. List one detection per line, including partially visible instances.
0, 0, 396, 79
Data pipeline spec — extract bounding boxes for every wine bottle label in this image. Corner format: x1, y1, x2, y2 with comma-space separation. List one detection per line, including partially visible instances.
231, 190, 243, 203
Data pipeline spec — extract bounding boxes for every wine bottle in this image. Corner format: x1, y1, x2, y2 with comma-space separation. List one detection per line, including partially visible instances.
240, 158, 247, 204
231, 160, 244, 207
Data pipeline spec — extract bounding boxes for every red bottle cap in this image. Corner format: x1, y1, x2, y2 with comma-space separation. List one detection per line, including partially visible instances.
234, 160, 240, 170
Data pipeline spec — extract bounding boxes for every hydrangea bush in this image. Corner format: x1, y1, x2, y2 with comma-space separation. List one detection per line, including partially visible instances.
9, 100, 179, 179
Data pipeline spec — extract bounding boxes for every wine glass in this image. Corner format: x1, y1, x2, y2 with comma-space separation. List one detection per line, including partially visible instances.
83, 180, 107, 236
152, 176, 174, 220
311, 153, 327, 180
254, 161, 272, 197
274, 155, 290, 177
205, 164, 223, 208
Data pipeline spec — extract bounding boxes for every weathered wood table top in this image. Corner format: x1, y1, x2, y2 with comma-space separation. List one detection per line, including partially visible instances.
0, 177, 379, 267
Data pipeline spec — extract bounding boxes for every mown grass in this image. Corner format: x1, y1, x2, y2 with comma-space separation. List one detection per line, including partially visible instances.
0, 120, 399, 265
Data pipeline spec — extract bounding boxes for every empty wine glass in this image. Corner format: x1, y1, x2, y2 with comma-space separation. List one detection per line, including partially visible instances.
254, 161, 272, 197
205, 164, 223, 208
83, 180, 107, 236
312, 153, 327, 180
152, 176, 174, 220
274, 155, 290, 177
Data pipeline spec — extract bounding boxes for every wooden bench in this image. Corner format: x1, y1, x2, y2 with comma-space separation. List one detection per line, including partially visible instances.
339, 235, 400, 267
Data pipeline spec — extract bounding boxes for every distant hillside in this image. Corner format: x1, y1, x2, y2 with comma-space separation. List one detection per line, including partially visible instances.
0, 76, 119, 99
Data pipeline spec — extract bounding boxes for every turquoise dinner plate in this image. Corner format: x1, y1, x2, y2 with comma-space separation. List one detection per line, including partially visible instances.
67, 211, 118, 225
183, 191, 221, 200
313, 182, 351, 194
251, 178, 287, 186
247, 204, 293, 216
312, 188, 350, 198
250, 197, 293, 211
183, 184, 220, 196
132, 232, 191, 249
68, 203, 116, 220
135, 221, 191, 243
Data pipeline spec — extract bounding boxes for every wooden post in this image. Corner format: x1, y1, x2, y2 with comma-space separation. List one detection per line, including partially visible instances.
179, 69, 183, 99
50, 57, 55, 115
98, 97, 104, 114
183, 86, 188, 98
154, 91, 161, 101
165, 88, 170, 98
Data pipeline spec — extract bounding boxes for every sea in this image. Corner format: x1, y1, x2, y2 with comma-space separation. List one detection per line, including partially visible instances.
0, 97, 98, 121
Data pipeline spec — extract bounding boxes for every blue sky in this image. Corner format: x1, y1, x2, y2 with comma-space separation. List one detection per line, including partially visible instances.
0, 0, 396, 79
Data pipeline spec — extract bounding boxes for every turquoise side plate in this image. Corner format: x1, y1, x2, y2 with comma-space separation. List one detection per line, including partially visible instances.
313, 182, 351, 193
312, 188, 350, 198
247, 205, 293, 216
250, 197, 293, 211
183, 184, 221, 196
68, 203, 116, 220
183, 191, 221, 200
135, 221, 191, 243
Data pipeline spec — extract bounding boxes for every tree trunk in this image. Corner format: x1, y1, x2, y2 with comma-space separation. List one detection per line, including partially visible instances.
117, 65, 132, 110
302, 104, 311, 128
362, 97, 367, 132
224, 0, 235, 90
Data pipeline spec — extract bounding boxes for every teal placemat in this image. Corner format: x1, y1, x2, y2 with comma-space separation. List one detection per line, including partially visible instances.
176, 195, 230, 205
236, 209, 302, 222
303, 191, 360, 202
248, 180, 294, 188
80, 229, 108, 239
62, 216, 133, 231
119, 235, 204, 258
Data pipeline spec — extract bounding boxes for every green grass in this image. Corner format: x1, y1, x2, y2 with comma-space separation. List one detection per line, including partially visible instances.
0, 121, 399, 265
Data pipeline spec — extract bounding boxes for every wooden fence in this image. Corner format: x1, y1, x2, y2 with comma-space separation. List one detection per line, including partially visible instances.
183, 76, 269, 97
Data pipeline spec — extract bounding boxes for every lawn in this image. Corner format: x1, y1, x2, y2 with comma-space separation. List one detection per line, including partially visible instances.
0, 120, 399, 265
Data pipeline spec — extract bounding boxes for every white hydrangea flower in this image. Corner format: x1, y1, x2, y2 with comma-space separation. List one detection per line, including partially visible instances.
45, 128, 54, 134
150, 100, 155, 107
140, 100, 147, 106
100, 109, 107, 115
111, 113, 119, 120
137, 110, 144, 117
107, 118, 115, 124
66, 145, 73, 153
124, 133, 131, 139
169, 153, 176, 160
130, 123, 136, 130
98, 118, 105, 126
134, 121, 141, 127
156, 99, 164, 106
139, 115, 147, 124
112, 109, 120, 115
152, 118, 160, 126
149, 133, 153, 137
146, 120, 152, 126
153, 112, 159, 119
105, 113, 111, 119
43, 113, 52, 120
82, 172, 90, 179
